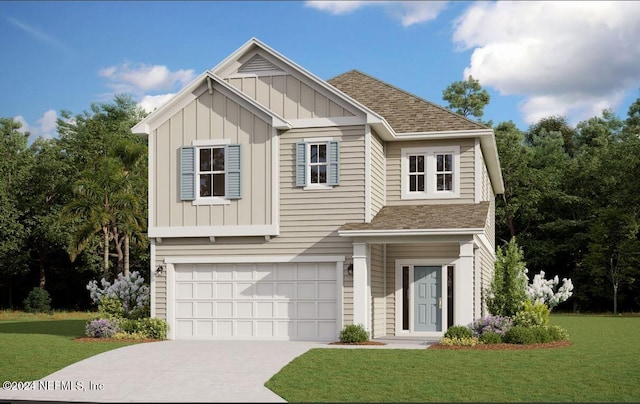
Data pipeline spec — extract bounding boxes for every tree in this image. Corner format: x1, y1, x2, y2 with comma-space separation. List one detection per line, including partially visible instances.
526, 116, 578, 157
60, 95, 147, 279
0, 118, 31, 306
442, 75, 490, 121
486, 238, 528, 317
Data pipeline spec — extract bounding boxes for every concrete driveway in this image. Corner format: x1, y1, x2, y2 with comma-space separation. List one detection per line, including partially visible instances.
0, 340, 322, 403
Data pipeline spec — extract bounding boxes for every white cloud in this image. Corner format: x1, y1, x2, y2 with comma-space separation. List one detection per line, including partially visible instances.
99, 63, 196, 93
305, 1, 447, 26
452, 1, 640, 124
139, 94, 176, 113
15, 109, 58, 141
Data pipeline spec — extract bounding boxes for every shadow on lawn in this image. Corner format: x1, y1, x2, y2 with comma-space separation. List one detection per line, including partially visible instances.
0, 320, 86, 337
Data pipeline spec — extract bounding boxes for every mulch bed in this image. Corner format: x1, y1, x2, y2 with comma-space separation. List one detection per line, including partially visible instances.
329, 341, 387, 345
74, 337, 161, 343
429, 340, 573, 350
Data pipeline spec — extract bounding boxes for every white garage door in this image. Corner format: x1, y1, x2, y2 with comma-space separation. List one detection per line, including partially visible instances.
173, 262, 338, 340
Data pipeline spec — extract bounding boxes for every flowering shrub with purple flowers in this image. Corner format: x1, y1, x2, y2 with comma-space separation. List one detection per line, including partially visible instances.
469, 315, 513, 337
85, 318, 119, 338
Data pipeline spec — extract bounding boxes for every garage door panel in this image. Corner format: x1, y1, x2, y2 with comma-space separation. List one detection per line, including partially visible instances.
174, 262, 338, 340
256, 282, 274, 297
176, 283, 193, 299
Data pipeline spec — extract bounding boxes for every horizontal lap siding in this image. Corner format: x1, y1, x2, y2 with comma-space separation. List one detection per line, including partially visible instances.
154, 91, 272, 228
384, 243, 460, 336
386, 139, 475, 205
477, 242, 495, 318
226, 74, 356, 120
154, 125, 366, 326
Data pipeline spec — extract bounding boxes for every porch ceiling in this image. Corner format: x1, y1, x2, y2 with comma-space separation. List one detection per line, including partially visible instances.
340, 202, 489, 232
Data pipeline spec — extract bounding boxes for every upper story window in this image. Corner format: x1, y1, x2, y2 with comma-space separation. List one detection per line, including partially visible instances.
198, 147, 225, 197
179, 141, 241, 205
296, 139, 340, 189
401, 146, 460, 199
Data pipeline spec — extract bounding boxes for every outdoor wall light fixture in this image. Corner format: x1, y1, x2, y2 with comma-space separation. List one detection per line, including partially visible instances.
155, 265, 165, 276
347, 264, 354, 276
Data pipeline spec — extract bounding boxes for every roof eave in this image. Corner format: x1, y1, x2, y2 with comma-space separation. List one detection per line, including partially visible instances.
338, 228, 485, 238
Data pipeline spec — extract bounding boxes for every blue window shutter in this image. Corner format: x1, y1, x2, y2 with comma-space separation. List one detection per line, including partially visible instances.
226, 144, 241, 200
328, 141, 340, 186
180, 146, 196, 201
296, 142, 307, 187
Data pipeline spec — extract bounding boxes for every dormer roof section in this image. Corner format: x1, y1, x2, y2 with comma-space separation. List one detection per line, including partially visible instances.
131, 70, 291, 136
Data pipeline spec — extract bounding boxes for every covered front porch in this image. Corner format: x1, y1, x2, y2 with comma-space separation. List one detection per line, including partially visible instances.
338, 203, 493, 338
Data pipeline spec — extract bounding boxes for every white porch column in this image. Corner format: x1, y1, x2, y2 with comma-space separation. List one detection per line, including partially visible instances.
352, 242, 370, 331
455, 241, 475, 326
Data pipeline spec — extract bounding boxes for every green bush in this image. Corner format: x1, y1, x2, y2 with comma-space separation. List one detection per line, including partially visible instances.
444, 325, 472, 339
98, 297, 125, 319
547, 325, 569, 341
440, 336, 480, 346
479, 331, 502, 344
531, 326, 553, 343
504, 326, 538, 344
339, 324, 369, 343
118, 317, 167, 339
23, 288, 52, 313
513, 300, 550, 328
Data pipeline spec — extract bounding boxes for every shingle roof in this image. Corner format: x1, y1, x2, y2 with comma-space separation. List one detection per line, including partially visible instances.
328, 70, 487, 133
340, 202, 490, 232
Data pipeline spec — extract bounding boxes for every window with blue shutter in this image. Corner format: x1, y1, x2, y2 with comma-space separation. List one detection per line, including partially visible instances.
180, 144, 242, 202
296, 140, 340, 188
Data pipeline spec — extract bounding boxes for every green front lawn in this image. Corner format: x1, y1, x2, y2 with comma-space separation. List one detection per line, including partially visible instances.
0, 312, 135, 381
266, 316, 640, 402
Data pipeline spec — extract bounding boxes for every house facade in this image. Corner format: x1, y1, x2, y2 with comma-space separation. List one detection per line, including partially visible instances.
132, 38, 504, 341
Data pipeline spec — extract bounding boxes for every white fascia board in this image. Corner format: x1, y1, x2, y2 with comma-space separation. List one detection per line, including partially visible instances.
393, 129, 494, 140
479, 134, 505, 195
338, 228, 484, 238
164, 255, 346, 264
149, 224, 279, 238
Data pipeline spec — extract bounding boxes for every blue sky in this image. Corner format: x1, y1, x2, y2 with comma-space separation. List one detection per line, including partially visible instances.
2, 1, 639, 141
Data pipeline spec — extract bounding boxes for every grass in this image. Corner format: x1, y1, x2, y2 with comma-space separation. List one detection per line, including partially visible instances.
0, 311, 135, 381
266, 315, 640, 402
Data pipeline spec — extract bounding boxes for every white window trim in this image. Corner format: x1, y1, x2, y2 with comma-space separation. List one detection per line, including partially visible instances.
401, 146, 460, 200
192, 139, 232, 206
302, 137, 335, 191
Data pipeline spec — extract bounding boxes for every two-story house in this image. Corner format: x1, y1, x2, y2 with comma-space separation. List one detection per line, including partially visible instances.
132, 38, 504, 341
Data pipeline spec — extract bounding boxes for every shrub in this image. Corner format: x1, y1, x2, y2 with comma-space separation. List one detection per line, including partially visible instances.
513, 300, 550, 328
547, 325, 570, 341
98, 296, 125, 319
87, 271, 150, 319
339, 324, 369, 343
485, 237, 528, 317
504, 326, 538, 344
112, 331, 148, 340
85, 318, 119, 338
469, 315, 512, 337
444, 325, 472, 339
440, 336, 480, 346
531, 326, 553, 343
479, 331, 503, 344
23, 287, 52, 313
119, 317, 168, 340
527, 270, 574, 309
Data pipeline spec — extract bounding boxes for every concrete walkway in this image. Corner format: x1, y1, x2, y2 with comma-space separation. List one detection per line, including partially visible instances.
0, 339, 433, 403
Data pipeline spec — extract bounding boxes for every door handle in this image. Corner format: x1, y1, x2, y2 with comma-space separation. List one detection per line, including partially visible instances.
438, 297, 442, 309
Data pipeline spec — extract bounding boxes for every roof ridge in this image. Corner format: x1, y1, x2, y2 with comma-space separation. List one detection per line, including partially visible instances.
329, 69, 489, 131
